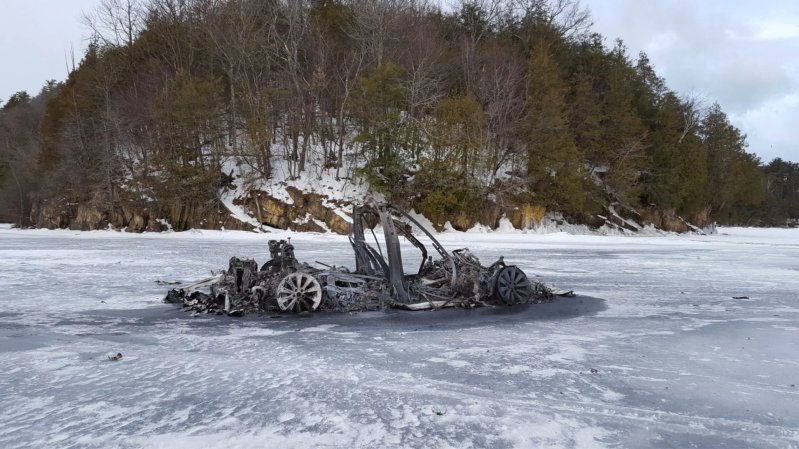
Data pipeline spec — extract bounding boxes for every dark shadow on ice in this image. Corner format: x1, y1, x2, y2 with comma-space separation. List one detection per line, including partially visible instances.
43, 296, 607, 336
327, 295, 609, 331
234, 295, 609, 333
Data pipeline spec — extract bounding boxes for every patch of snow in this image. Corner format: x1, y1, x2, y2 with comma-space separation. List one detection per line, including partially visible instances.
445, 360, 470, 368
333, 208, 353, 224
277, 412, 295, 423
312, 219, 331, 232
218, 188, 261, 231
606, 204, 642, 230
466, 223, 492, 233
496, 216, 519, 233
574, 426, 614, 449
299, 324, 339, 332
293, 213, 309, 225
155, 218, 173, 232
525, 213, 591, 235
406, 209, 438, 235
218, 152, 381, 233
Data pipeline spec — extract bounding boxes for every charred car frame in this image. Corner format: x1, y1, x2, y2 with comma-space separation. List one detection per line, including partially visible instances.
165, 202, 571, 315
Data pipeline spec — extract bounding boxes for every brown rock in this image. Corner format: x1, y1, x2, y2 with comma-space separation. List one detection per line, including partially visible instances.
507, 204, 545, 230
72, 205, 105, 231
326, 211, 351, 234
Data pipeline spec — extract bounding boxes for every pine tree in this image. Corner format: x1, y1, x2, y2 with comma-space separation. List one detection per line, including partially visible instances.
351, 63, 410, 193
524, 38, 586, 214
597, 42, 646, 204
701, 104, 763, 222
1, 91, 31, 111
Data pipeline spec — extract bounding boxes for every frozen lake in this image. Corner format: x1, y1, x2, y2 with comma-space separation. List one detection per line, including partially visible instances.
1, 227, 798, 448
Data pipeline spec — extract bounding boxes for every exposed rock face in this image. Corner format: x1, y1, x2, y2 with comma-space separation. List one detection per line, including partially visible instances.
31, 185, 704, 235
438, 204, 553, 232
73, 205, 106, 231
508, 205, 546, 230
32, 199, 251, 233
125, 210, 150, 232
639, 208, 694, 233
252, 194, 293, 230
34, 204, 71, 229
243, 187, 351, 234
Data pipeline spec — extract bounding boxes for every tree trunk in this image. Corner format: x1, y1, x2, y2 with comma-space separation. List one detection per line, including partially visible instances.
228, 67, 237, 146
9, 164, 25, 227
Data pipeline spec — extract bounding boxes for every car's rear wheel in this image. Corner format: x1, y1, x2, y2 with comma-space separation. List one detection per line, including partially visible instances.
494, 266, 531, 304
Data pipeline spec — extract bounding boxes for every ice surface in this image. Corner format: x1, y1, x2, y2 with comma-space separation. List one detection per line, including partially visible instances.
1, 227, 798, 448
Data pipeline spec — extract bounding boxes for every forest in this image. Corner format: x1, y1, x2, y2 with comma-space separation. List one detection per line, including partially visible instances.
0, 0, 797, 231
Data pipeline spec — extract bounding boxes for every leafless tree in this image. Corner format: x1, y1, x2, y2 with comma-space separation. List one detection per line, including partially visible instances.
146, 0, 201, 72
679, 92, 708, 144
510, 0, 592, 39
452, 0, 505, 92
395, 2, 446, 158
472, 42, 526, 180
82, 0, 145, 49
204, 0, 278, 151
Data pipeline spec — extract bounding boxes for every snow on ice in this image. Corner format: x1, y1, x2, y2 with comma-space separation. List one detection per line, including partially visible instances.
0, 226, 798, 448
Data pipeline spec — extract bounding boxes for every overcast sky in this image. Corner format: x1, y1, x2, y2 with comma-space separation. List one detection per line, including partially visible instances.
0, 0, 97, 99
1, 0, 797, 162
582, 0, 799, 163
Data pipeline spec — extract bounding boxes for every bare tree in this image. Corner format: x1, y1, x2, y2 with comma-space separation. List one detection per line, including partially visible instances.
270, 0, 315, 177
453, 0, 505, 92
82, 0, 145, 49
349, 0, 410, 67
472, 42, 526, 180
395, 2, 446, 159
204, 0, 278, 150
509, 0, 592, 39
678, 92, 707, 144
146, 0, 201, 72
0, 137, 29, 226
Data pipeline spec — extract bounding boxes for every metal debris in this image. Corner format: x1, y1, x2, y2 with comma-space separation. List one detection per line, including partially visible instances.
164, 202, 573, 315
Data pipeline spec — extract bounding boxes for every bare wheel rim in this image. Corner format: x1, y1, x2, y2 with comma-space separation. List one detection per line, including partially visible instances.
276, 272, 323, 312
496, 266, 531, 304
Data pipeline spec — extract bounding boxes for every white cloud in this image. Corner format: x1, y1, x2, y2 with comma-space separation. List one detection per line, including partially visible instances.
753, 18, 799, 41
730, 93, 799, 162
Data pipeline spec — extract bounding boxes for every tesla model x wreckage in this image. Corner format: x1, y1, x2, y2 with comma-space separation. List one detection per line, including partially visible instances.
164, 202, 574, 316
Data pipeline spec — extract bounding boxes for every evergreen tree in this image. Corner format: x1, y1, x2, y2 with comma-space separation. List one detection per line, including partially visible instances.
701, 104, 764, 222
524, 38, 586, 214
1, 91, 31, 111
596, 41, 646, 204
758, 158, 799, 224
351, 63, 410, 193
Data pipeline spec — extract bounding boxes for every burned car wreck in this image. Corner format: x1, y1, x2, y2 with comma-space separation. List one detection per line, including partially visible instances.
164, 202, 573, 315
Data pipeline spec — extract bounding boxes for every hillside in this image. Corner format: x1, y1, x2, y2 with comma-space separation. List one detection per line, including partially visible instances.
1, 0, 797, 233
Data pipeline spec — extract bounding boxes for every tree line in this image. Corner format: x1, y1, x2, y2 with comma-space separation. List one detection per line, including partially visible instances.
0, 0, 796, 230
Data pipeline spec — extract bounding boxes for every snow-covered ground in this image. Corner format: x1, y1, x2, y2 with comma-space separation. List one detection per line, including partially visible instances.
1, 226, 798, 448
